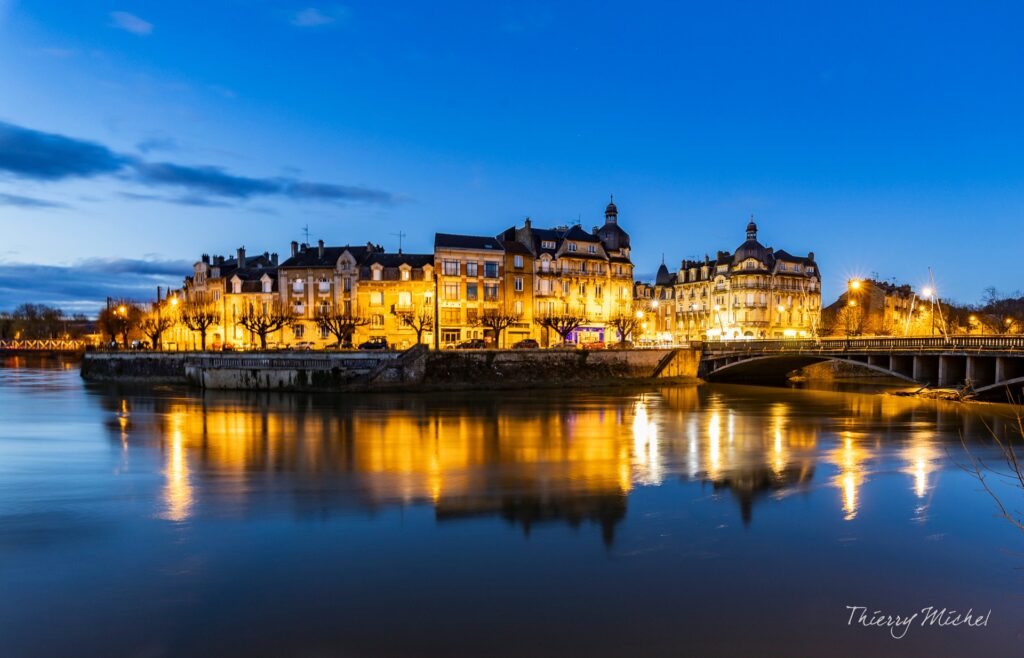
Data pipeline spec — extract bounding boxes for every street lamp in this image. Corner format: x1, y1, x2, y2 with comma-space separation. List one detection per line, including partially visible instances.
849, 279, 861, 291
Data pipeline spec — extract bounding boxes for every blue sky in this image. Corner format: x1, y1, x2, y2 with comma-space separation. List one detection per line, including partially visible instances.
0, 1, 1022, 311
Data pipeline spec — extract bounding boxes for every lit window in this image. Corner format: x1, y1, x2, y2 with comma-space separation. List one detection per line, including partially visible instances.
398, 291, 412, 307
370, 292, 383, 306
444, 261, 459, 276
401, 269, 410, 281
514, 255, 524, 268
372, 267, 382, 281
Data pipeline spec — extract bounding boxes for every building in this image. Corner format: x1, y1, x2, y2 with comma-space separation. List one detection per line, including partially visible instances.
652, 219, 821, 341
277, 239, 434, 348
497, 198, 635, 346
433, 233, 505, 347
182, 247, 279, 349
822, 279, 933, 337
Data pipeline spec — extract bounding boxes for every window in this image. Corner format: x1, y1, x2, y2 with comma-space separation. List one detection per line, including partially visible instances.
539, 279, 550, 295
319, 325, 330, 339
294, 303, 305, 316
213, 291, 221, 301
484, 262, 498, 278
580, 262, 587, 274
293, 279, 304, 292
370, 292, 384, 306
466, 262, 478, 277
293, 324, 305, 339
444, 283, 459, 300
467, 282, 479, 301
372, 267, 382, 281
588, 244, 596, 254
578, 283, 586, 296
540, 259, 550, 272
232, 280, 241, 294
371, 314, 385, 327
343, 277, 352, 292
514, 300, 523, 315
467, 308, 478, 323
262, 279, 272, 294
401, 269, 410, 281
442, 309, 461, 324
319, 302, 330, 315
514, 277, 523, 292
596, 284, 602, 298
319, 278, 331, 292
563, 281, 570, 295
542, 240, 556, 250
444, 260, 460, 276
441, 329, 460, 343
568, 242, 578, 252
484, 284, 499, 301
514, 255, 524, 268
398, 291, 412, 307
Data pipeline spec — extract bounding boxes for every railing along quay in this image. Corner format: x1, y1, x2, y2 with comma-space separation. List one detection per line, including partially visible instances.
698, 335, 1024, 355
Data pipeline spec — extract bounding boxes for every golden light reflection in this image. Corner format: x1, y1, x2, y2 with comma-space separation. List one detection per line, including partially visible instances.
632, 399, 662, 485
901, 432, 941, 501
830, 432, 869, 521
162, 410, 193, 522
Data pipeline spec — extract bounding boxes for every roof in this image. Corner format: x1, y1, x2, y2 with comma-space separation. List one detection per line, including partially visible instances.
564, 225, 601, 243
434, 233, 504, 251
500, 240, 532, 255
365, 253, 434, 268
278, 245, 373, 268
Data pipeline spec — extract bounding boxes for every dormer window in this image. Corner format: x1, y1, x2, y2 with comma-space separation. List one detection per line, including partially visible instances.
568, 243, 578, 252
232, 279, 241, 294
262, 277, 272, 294
542, 240, 556, 250
401, 269, 410, 281
372, 266, 383, 281
588, 245, 596, 254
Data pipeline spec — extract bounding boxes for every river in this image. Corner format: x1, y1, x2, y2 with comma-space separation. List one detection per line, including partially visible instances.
1, 357, 1023, 657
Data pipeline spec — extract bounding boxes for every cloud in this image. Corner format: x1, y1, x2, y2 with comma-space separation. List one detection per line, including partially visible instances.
110, 11, 153, 36
0, 258, 192, 312
0, 193, 67, 209
135, 136, 178, 154
0, 121, 127, 180
291, 7, 347, 27
0, 121, 400, 206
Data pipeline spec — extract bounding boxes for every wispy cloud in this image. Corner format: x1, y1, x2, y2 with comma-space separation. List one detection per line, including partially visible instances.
0, 193, 67, 209
0, 258, 192, 312
0, 121, 400, 206
135, 136, 178, 154
110, 11, 153, 36
291, 6, 347, 27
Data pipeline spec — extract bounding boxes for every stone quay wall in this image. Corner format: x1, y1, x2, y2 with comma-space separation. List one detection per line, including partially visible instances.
81, 346, 700, 392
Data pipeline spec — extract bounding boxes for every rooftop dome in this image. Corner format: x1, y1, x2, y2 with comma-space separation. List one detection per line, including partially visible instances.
733, 217, 769, 264
655, 262, 673, 286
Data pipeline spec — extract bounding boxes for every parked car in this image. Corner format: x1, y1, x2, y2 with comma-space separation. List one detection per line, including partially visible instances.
358, 338, 389, 350
293, 341, 316, 351
455, 339, 487, 349
580, 341, 606, 350
512, 338, 539, 349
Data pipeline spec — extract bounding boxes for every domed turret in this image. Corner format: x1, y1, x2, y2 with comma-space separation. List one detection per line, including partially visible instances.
733, 216, 769, 265
605, 194, 618, 224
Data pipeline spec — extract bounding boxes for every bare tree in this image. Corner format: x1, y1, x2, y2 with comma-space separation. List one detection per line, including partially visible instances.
537, 310, 587, 345
238, 302, 296, 350
315, 307, 370, 347
392, 306, 434, 345
607, 311, 641, 344
836, 304, 864, 337
474, 309, 520, 348
140, 315, 175, 350
180, 303, 220, 351
98, 301, 143, 349
958, 403, 1024, 533
982, 287, 1023, 334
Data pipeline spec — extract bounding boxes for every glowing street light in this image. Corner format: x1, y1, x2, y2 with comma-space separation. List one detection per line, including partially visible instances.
921, 287, 933, 299
849, 279, 862, 291
635, 310, 644, 319
777, 305, 786, 313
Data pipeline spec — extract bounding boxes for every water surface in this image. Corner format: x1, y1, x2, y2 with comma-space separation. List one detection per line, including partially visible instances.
2, 358, 1023, 657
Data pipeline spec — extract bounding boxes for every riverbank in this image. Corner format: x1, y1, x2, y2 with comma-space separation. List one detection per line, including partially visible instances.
80, 346, 701, 392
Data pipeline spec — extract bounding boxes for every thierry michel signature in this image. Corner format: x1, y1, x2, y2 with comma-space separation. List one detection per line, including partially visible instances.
846, 606, 991, 639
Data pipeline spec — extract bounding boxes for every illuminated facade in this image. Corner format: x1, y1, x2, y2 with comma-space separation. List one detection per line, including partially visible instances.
651, 219, 821, 341
497, 199, 635, 346
277, 240, 435, 348
822, 278, 921, 337
433, 233, 506, 347
182, 247, 279, 349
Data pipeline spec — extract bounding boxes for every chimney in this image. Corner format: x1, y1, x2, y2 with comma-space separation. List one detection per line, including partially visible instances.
290, 241, 298, 257
201, 253, 210, 265
237, 246, 246, 269
318, 239, 324, 259
271, 252, 278, 265
807, 251, 815, 261
524, 217, 532, 229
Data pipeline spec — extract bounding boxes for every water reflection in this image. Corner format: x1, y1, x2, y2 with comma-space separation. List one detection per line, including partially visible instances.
87, 380, 1018, 543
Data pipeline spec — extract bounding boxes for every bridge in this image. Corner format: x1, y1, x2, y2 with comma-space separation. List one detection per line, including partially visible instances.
0, 339, 86, 355
699, 336, 1024, 400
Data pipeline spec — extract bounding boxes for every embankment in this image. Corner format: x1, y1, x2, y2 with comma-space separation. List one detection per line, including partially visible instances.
81, 346, 700, 392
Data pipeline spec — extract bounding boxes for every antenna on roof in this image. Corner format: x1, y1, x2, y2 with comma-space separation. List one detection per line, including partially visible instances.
390, 231, 407, 254
302, 224, 311, 244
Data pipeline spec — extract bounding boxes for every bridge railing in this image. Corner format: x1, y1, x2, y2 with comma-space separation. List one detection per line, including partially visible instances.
698, 335, 1024, 354
0, 339, 86, 352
